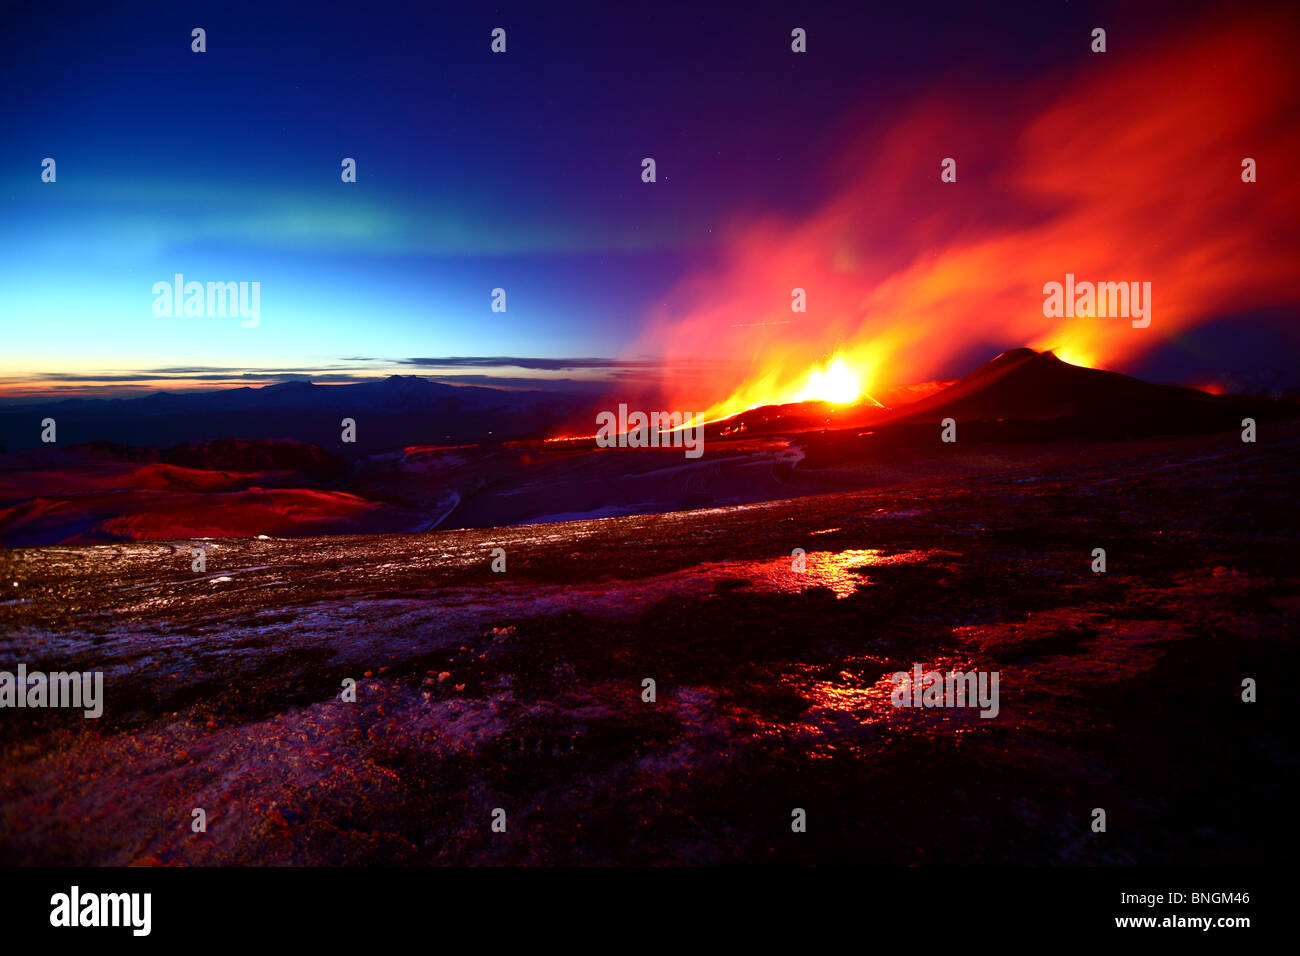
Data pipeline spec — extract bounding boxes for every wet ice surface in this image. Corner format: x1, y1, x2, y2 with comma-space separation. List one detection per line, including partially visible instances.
1, 428, 1297, 865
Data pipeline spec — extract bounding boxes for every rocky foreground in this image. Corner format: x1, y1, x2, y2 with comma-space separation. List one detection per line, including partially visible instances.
1, 425, 1296, 865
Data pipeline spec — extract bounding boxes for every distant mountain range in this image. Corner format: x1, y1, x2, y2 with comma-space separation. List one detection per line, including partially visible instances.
0, 376, 592, 453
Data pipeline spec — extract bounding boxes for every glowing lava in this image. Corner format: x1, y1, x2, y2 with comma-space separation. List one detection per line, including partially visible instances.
792, 358, 863, 404
692, 348, 889, 425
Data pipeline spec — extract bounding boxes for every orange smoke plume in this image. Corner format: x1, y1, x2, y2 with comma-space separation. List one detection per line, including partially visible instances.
633, 7, 1300, 421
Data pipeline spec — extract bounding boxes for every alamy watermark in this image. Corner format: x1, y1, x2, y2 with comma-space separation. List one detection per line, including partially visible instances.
152, 273, 260, 328
0, 663, 103, 718
890, 664, 999, 718
50, 886, 150, 936
1043, 273, 1150, 328
595, 404, 704, 459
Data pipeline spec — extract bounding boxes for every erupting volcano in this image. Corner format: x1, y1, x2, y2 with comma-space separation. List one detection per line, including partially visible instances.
622, 8, 1300, 430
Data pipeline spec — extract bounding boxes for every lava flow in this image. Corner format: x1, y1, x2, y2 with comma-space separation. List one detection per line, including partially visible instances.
698, 348, 889, 425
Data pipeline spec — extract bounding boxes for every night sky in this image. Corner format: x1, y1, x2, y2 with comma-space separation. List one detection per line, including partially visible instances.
1, 0, 1296, 400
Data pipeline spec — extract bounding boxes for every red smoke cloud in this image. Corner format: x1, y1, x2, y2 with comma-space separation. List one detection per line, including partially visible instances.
634, 7, 1300, 420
